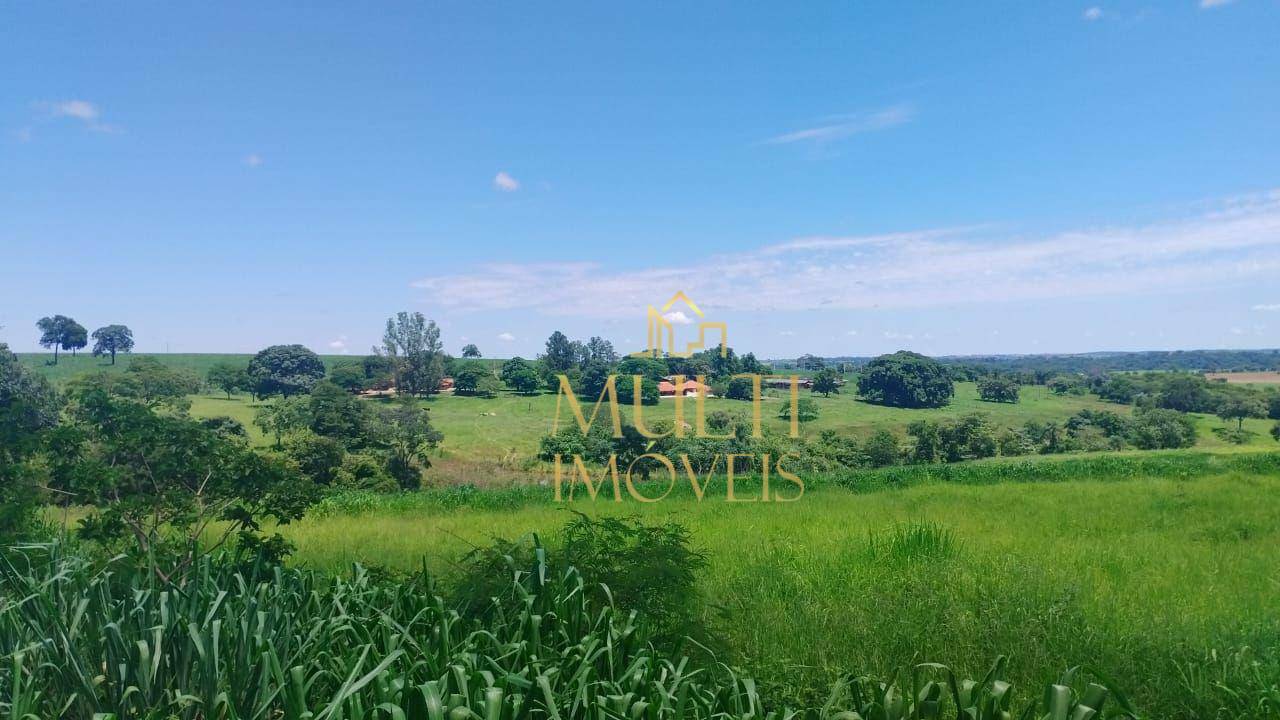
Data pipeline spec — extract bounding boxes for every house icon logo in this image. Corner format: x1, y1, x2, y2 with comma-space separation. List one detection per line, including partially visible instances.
630, 291, 727, 358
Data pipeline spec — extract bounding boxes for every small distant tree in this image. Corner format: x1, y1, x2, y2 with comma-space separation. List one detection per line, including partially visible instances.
36, 315, 79, 364
207, 362, 250, 399
976, 376, 1020, 403
91, 324, 135, 364
778, 397, 819, 423
476, 374, 502, 398
254, 396, 312, 448
308, 381, 369, 445
1268, 393, 1280, 420
461, 343, 482, 358
725, 376, 754, 400
1218, 397, 1267, 431
63, 320, 88, 357
501, 357, 543, 395
542, 331, 577, 373
248, 344, 326, 398
797, 353, 826, 371
453, 361, 491, 395
811, 368, 841, 397
327, 362, 368, 393
1272, 421, 1280, 443
585, 336, 618, 364
577, 361, 612, 399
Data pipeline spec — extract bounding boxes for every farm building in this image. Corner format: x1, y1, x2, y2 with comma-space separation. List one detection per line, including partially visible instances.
658, 379, 712, 397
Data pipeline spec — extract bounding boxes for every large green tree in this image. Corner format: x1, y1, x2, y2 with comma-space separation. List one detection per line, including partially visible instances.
248, 344, 326, 398
856, 351, 955, 409
36, 314, 80, 364
91, 324, 135, 364
57, 386, 316, 580
381, 312, 445, 396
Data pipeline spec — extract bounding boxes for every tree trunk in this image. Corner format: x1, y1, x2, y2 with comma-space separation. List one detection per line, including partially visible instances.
53, 345, 59, 364
111, 349, 116, 365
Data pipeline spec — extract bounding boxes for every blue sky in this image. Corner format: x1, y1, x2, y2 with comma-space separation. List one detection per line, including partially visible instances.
2, 2, 1279, 359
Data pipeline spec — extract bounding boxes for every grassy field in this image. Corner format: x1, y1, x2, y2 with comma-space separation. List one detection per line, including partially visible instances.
181, 382, 1280, 462
271, 466, 1280, 717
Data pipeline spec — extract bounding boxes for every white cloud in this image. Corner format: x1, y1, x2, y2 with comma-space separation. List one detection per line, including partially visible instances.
1252, 304, 1280, 311
328, 336, 349, 354
846, 330, 858, 336
1083, 7, 1103, 20
39, 99, 117, 132
883, 331, 915, 340
763, 104, 914, 145
410, 189, 1280, 319
662, 310, 694, 325
1200, 0, 1234, 8
779, 330, 797, 337
243, 154, 263, 167
493, 171, 520, 192
51, 100, 99, 121
497, 332, 516, 341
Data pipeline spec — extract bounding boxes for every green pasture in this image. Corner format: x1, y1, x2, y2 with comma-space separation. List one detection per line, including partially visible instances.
274, 469, 1280, 717
183, 382, 1280, 462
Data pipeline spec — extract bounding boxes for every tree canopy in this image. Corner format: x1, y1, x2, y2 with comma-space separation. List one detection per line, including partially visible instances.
36, 314, 81, 364
248, 344, 326, 398
91, 324, 135, 364
856, 351, 955, 409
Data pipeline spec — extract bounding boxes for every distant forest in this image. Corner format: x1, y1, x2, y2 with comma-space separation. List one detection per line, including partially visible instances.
779, 349, 1280, 375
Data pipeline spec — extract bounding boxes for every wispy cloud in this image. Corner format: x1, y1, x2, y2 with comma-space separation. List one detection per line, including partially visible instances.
37, 99, 118, 133
497, 332, 516, 341
1083, 7, 1103, 21
1199, 0, 1234, 8
1252, 304, 1280, 312
762, 104, 914, 145
243, 154, 263, 167
493, 171, 520, 192
662, 310, 694, 325
411, 190, 1280, 319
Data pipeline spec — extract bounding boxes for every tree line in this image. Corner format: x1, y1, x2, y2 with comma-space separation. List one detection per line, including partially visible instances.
34, 315, 134, 364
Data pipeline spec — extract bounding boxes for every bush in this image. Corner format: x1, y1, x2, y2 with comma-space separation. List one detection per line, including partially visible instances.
977, 376, 1020, 403
863, 428, 901, 467
777, 397, 820, 423
1129, 408, 1198, 450
454, 513, 709, 650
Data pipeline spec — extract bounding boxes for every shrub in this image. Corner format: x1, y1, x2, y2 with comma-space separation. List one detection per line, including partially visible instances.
777, 397, 820, 423
863, 428, 901, 467
454, 513, 709, 650
977, 376, 1020, 403
1129, 408, 1198, 450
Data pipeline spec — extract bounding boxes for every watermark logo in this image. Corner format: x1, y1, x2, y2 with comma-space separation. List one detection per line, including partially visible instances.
630, 291, 728, 359
551, 291, 806, 503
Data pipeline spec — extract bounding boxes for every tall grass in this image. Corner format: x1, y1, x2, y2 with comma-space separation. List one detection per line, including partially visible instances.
0, 544, 1137, 719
